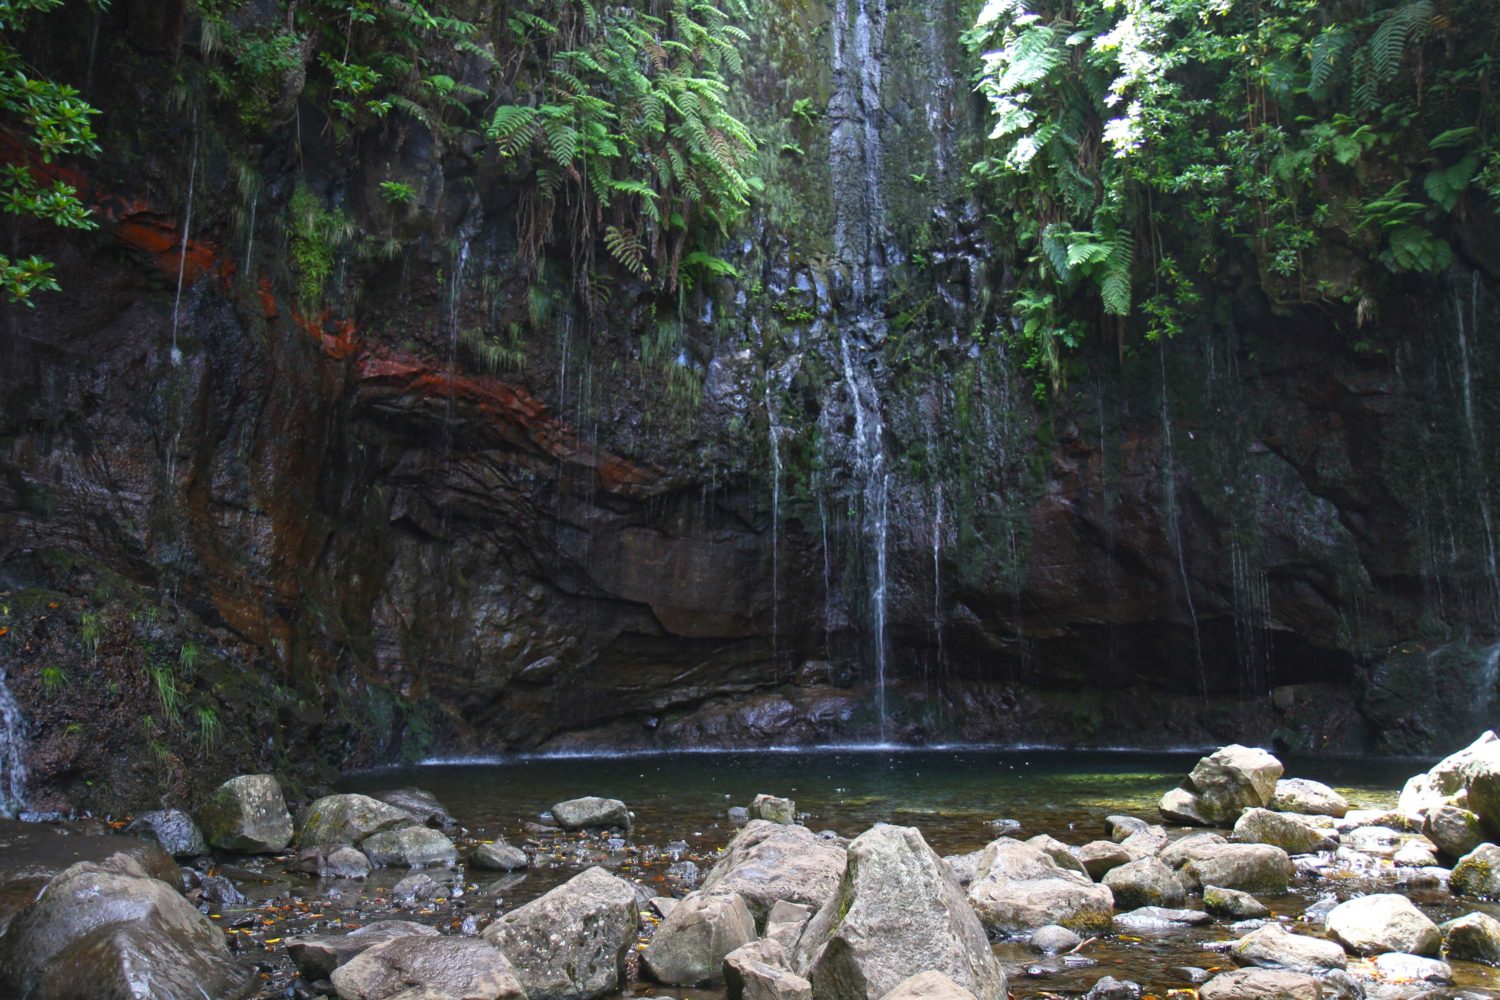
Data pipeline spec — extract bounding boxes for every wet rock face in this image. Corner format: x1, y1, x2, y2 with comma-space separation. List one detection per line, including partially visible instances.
198, 775, 293, 854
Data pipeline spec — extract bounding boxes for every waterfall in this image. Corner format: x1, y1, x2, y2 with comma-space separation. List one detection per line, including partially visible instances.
0, 668, 26, 818
1159, 340, 1206, 698
932, 485, 944, 671
765, 384, 782, 670
1454, 274, 1500, 620
169, 106, 199, 367
830, 0, 892, 738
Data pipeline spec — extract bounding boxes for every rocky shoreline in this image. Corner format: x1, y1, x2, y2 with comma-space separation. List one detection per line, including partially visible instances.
3, 740, 1500, 999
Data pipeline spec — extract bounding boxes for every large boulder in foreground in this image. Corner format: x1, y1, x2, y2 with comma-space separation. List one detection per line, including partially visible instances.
331, 935, 527, 1000
1101, 858, 1184, 909
1324, 894, 1441, 955
0, 854, 250, 1000
966, 839, 1114, 934
1423, 804, 1484, 858
483, 866, 639, 1000
296, 793, 413, 848
700, 820, 847, 925
1159, 746, 1284, 827
551, 797, 631, 831
1398, 730, 1500, 819
796, 824, 1006, 1000
198, 774, 293, 853
642, 890, 756, 985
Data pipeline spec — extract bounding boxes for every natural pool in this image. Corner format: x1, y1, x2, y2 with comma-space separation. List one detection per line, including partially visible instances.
320, 747, 1500, 1000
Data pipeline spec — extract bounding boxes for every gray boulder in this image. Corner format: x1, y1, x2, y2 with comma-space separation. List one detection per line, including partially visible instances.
1160, 832, 1228, 869
1106, 816, 1150, 842
375, 787, 457, 829
297, 794, 413, 848
1459, 743, 1500, 835
483, 866, 639, 1000
125, 809, 207, 858
700, 821, 847, 925
1199, 968, 1322, 1000
796, 824, 1005, 1000
764, 900, 813, 954
287, 920, 441, 980
291, 844, 373, 879
1423, 805, 1484, 858
1030, 925, 1082, 954
749, 795, 797, 825
198, 774, 293, 853
330, 935, 526, 1000
1271, 779, 1349, 818
1340, 826, 1401, 858
1233, 809, 1337, 855
1026, 834, 1088, 875
1324, 894, 1441, 955
1079, 840, 1135, 880
1452, 842, 1500, 898
643, 891, 756, 985
1392, 840, 1440, 867
1176, 844, 1294, 894
551, 797, 631, 831
1230, 923, 1346, 974
0, 854, 249, 1000
1204, 885, 1270, 919
1102, 858, 1185, 909
876, 971, 980, 1000
1398, 731, 1500, 818
361, 827, 458, 868
967, 839, 1114, 934
1440, 911, 1500, 966
725, 940, 812, 1000
1119, 825, 1170, 859
1369, 952, 1452, 984
471, 841, 529, 871
1160, 746, 1284, 827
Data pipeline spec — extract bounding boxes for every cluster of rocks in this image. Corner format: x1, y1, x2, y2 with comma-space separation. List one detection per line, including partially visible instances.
16, 737, 1500, 1000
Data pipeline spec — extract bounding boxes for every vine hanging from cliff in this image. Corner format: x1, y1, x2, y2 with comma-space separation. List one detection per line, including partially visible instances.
486, 0, 757, 304
965, 0, 1500, 394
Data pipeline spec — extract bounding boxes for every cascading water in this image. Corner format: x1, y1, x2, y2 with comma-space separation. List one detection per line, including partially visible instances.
170, 105, 198, 367
829, 0, 893, 738
765, 384, 783, 670
1159, 340, 1206, 698
1454, 273, 1500, 621
0, 668, 26, 818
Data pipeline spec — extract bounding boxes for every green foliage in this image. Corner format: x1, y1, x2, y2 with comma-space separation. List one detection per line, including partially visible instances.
486, 0, 757, 298
79, 610, 101, 655
288, 183, 347, 306
378, 180, 416, 205
178, 640, 200, 679
39, 664, 66, 694
150, 662, 181, 726
195, 705, 220, 749
0, 0, 106, 305
966, 0, 1500, 392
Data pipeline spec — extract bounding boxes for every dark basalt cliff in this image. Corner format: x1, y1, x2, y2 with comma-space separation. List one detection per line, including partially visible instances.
1, 0, 1497, 814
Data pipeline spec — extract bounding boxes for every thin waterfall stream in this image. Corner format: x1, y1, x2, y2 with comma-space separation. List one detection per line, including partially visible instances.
829, 0, 893, 737
0, 667, 26, 818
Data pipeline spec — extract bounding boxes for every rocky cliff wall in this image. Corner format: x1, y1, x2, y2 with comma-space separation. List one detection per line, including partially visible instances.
0, 0, 1496, 814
